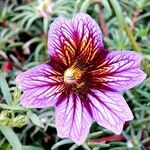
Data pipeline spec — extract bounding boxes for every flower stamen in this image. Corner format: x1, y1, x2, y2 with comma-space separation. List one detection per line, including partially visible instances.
64, 66, 83, 84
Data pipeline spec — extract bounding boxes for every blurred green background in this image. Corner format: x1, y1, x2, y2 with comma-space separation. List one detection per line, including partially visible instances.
0, 0, 150, 149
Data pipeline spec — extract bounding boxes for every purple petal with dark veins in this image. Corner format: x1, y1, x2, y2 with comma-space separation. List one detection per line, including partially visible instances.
88, 89, 133, 134
55, 93, 93, 145
16, 63, 64, 108
48, 13, 104, 67
90, 51, 146, 92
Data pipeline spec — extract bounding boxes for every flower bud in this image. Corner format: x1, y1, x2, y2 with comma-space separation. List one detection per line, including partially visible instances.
11, 115, 28, 128
0, 116, 10, 126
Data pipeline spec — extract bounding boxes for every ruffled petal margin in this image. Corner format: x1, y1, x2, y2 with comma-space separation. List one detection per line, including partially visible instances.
55, 93, 93, 145
90, 51, 146, 92
88, 89, 133, 134
16, 63, 64, 108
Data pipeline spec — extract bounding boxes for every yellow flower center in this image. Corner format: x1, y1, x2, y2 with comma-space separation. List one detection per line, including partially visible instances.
64, 66, 83, 84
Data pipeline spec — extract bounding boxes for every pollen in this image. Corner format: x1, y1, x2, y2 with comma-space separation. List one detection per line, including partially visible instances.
64, 66, 83, 84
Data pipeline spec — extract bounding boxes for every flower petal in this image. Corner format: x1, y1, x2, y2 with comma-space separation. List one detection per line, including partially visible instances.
90, 51, 146, 92
48, 16, 75, 66
48, 13, 104, 67
16, 63, 64, 108
55, 93, 93, 145
88, 89, 133, 134
71, 13, 104, 64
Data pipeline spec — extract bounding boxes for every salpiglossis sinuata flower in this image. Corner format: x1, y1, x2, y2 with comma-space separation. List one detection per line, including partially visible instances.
16, 13, 146, 145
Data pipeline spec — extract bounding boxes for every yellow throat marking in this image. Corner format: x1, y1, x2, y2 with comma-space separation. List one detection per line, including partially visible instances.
64, 66, 83, 84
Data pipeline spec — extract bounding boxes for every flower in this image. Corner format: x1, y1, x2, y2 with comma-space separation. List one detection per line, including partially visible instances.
16, 13, 146, 145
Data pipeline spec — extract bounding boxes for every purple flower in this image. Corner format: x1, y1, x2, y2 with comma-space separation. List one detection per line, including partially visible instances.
16, 13, 146, 145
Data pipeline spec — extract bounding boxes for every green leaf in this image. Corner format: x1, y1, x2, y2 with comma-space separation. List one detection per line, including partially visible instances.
142, 137, 150, 144
0, 103, 26, 111
19, 14, 34, 29
25, 15, 40, 30
74, 0, 85, 13
81, 143, 91, 150
109, 0, 124, 30
0, 137, 5, 147
80, 0, 91, 13
69, 144, 79, 150
88, 131, 104, 139
132, 118, 150, 127
15, 5, 35, 12
0, 126, 22, 150
102, 0, 112, 15
28, 112, 44, 128
6, 42, 23, 51
34, 42, 45, 62
88, 142, 110, 148
51, 139, 73, 150
43, 17, 49, 34
9, 55, 22, 68
22, 145, 43, 150
0, 71, 12, 105
12, 12, 29, 21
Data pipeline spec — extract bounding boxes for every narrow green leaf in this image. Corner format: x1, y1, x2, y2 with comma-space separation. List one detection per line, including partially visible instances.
51, 139, 73, 150
109, 0, 124, 30
134, 107, 150, 111
80, 0, 91, 13
0, 137, 5, 147
43, 17, 49, 34
34, 42, 45, 62
74, 0, 85, 13
12, 12, 29, 21
28, 112, 44, 128
0, 126, 22, 150
88, 131, 104, 139
9, 55, 22, 68
81, 143, 91, 150
109, 146, 127, 150
15, 5, 34, 11
20, 14, 33, 29
88, 142, 110, 148
132, 118, 150, 127
0, 71, 12, 105
69, 144, 79, 150
0, 104, 26, 111
6, 42, 23, 51
22, 146, 44, 150
102, 0, 112, 15
142, 137, 150, 144
25, 15, 39, 30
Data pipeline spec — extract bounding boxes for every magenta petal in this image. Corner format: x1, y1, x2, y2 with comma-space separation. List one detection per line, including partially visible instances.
48, 16, 75, 66
48, 13, 104, 66
16, 63, 64, 108
72, 13, 103, 49
55, 93, 93, 145
92, 51, 146, 92
89, 89, 133, 134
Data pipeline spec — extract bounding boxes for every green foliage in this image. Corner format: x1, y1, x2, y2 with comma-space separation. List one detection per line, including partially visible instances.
0, 71, 12, 105
0, 126, 22, 150
0, 0, 150, 149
